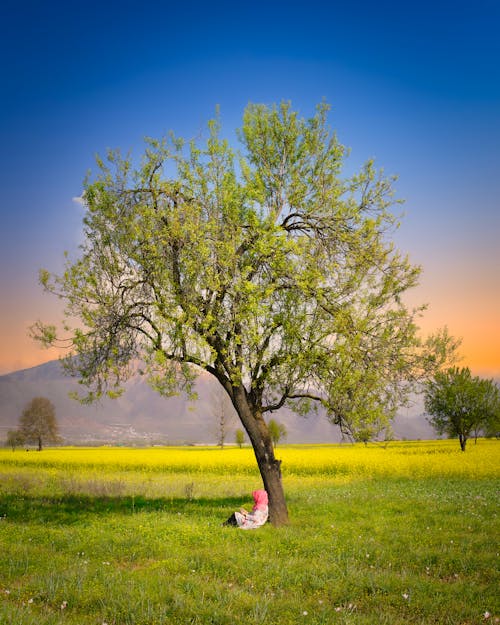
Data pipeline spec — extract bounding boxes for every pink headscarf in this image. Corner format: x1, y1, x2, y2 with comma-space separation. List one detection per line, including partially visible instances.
252, 489, 268, 511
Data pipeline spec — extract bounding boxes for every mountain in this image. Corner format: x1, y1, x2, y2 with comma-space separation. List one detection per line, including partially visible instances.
0, 360, 435, 445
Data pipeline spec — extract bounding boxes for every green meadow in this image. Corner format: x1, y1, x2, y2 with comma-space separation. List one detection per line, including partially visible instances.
0, 440, 498, 624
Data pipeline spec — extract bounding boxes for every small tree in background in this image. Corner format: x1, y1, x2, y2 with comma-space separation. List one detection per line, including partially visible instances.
424, 367, 500, 451
268, 419, 287, 448
6, 429, 25, 451
19, 397, 60, 451
235, 429, 245, 448
352, 423, 394, 446
483, 410, 500, 439
211, 385, 235, 449
353, 427, 376, 446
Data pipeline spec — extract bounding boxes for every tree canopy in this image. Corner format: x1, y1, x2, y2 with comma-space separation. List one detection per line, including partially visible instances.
33, 101, 458, 524
424, 367, 500, 451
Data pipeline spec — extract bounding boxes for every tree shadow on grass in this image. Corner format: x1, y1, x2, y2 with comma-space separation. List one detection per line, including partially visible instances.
0, 493, 244, 525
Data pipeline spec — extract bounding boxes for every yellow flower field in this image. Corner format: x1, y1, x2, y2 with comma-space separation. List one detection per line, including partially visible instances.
1, 438, 498, 480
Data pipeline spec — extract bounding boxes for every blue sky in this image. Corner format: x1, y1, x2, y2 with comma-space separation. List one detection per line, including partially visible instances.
1, 0, 499, 375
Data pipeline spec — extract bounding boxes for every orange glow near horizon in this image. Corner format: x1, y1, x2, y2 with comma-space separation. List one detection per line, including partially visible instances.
1, 296, 499, 379
406, 283, 500, 379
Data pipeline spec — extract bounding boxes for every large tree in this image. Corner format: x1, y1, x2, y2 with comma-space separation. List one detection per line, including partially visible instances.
19, 397, 60, 451
425, 367, 500, 451
33, 102, 457, 525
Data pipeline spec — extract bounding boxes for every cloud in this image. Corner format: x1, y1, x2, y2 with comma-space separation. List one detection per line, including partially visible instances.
72, 194, 85, 206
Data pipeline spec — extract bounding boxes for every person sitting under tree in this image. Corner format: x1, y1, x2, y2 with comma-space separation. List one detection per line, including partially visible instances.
223, 490, 269, 529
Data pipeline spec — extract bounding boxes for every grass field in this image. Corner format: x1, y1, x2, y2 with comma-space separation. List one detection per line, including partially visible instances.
0, 440, 498, 624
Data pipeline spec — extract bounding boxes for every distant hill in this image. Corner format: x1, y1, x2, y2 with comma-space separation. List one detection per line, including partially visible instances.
0, 360, 436, 445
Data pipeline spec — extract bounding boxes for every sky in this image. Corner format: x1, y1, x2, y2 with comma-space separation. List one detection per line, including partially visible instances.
1, 0, 499, 378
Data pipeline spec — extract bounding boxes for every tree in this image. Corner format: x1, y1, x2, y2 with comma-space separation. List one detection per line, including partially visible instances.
353, 426, 377, 446
211, 384, 235, 448
18, 397, 60, 451
352, 423, 393, 445
32, 102, 458, 525
267, 418, 287, 448
235, 429, 245, 448
424, 367, 500, 451
483, 410, 500, 439
6, 429, 25, 451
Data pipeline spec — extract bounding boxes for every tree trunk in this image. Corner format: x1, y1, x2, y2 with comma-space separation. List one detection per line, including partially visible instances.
38, 437, 42, 451
232, 386, 289, 526
459, 434, 467, 452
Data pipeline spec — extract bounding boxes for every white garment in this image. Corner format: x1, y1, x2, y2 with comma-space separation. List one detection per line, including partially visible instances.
234, 506, 268, 530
